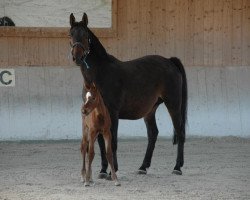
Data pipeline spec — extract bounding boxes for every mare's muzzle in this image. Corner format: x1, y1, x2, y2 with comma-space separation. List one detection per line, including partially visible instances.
71, 42, 90, 66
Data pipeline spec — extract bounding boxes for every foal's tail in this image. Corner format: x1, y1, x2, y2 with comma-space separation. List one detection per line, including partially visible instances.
170, 57, 188, 145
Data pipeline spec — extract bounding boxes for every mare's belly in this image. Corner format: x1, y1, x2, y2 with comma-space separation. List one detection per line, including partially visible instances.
118, 96, 160, 120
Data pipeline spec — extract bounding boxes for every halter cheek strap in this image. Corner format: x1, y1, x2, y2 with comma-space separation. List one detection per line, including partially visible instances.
71, 41, 91, 69
83, 57, 90, 69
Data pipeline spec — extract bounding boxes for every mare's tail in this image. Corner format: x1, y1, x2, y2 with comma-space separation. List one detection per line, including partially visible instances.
170, 57, 188, 145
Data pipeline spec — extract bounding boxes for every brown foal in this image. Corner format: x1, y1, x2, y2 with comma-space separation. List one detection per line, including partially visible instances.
81, 83, 120, 186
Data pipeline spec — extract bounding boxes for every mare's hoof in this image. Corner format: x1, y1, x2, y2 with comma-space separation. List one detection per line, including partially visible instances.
105, 174, 112, 181
115, 181, 121, 186
98, 172, 108, 179
137, 169, 147, 175
172, 169, 182, 175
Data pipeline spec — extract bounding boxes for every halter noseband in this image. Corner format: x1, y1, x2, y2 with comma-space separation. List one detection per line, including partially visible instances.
71, 39, 91, 69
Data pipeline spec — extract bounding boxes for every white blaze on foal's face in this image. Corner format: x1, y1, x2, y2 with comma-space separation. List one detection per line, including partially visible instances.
86, 91, 92, 102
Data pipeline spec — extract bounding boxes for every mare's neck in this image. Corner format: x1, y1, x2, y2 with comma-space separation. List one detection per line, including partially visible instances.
88, 28, 108, 61
81, 28, 109, 84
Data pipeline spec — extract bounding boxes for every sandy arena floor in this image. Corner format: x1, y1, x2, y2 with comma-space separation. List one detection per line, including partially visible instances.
0, 137, 249, 200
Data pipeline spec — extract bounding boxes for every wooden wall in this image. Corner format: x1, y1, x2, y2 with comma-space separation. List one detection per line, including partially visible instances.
0, 0, 250, 67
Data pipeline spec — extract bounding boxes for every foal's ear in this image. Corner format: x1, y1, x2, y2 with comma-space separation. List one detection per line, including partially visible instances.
92, 82, 97, 91
70, 13, 75, 27
84, 83, 91, 91
82, 13, 88, 27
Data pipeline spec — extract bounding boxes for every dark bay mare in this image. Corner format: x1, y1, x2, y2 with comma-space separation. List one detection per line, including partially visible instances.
69, 13, 187, 176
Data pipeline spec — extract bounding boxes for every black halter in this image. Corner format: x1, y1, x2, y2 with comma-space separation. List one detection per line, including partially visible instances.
70, 39, 91, 68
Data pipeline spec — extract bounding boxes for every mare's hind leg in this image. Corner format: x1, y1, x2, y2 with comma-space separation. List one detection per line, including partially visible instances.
164, 102, 184, 175
138, 105, 159, 174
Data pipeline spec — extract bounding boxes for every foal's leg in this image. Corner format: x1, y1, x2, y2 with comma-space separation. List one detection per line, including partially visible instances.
103, 131, 120, 186
138, 106, 159, 174
85, 132, 96, 186
98, 113, 119, 179
80, 138, 87, 182
81, 115, 87, 181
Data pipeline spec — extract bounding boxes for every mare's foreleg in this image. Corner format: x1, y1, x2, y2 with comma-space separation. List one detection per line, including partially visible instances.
138, 107, 159, 174
97, 134, 109, 178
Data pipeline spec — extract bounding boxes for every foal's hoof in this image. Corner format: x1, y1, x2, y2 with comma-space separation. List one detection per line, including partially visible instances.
172, 169, 182, 175
84, 181, 94, 187
84, 182, 90, 187
98, 172, 108, 179
115, 181, 121, 186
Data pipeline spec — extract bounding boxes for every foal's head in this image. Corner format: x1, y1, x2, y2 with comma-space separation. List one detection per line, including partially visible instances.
82, 83, 100, 116
69, 13, 90, 66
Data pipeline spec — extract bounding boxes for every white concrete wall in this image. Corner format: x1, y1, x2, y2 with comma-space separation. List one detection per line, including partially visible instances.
0, 66, 249, 140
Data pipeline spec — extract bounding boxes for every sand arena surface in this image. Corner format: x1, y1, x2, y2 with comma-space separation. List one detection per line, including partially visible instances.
0, 137, 249, 200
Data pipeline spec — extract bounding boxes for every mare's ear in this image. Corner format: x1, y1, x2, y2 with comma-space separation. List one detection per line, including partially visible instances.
82, 13, 88, 27
70, 13, 75, 27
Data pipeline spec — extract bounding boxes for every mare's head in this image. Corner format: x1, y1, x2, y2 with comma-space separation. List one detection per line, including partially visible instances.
82, 83, 100, 116
69, 13, 90, 66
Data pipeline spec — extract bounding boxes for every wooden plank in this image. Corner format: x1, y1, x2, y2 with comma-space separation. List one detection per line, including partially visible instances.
7, 37, 19, 66
242, 0, 250, 66
222, 0, 233, 66
58, 38, 71, 66
232, 0, 243, 66
17, 37, 26, 66
38, 38, 49, 66
167, 0, 176, 57
26, 37, 39, 66
47, 38, 59, 66
116, 0, 127, 60
0, 37, 8, 66
150, 0, 166, 56
203, 0, 214, 66
184, 0, 195, 66
213, 0, 223, 66
193, 0, 204, 66
126, 0, 140, 58
174, 0, 186, 61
